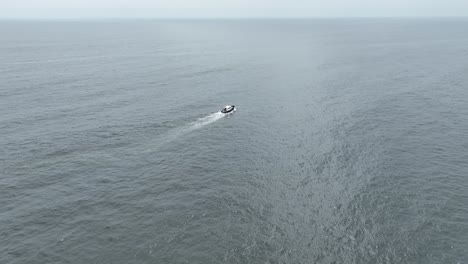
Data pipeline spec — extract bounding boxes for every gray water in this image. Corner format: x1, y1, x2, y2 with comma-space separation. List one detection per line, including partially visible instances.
1, 19, 468, 263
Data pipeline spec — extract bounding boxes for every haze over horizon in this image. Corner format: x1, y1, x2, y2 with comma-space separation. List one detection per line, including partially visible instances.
1, 0, 468, 19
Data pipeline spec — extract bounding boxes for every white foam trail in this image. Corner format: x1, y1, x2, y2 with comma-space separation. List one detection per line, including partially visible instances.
144, 112, 225, 153
189, 112, 225, 130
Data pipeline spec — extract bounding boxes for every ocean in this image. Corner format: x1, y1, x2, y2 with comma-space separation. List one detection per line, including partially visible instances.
1, 18, 467, 263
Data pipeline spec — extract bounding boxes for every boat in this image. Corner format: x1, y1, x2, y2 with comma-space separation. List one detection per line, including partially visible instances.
221, 105, 236, 114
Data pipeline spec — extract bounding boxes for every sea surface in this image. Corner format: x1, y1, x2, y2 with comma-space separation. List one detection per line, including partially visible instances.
1, 19, 467, 263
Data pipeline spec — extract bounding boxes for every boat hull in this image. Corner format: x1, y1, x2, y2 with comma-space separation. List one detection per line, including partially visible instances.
221, 106, 236, 114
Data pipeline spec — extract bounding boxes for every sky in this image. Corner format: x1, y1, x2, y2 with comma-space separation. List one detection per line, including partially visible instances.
1, 0, 468, 19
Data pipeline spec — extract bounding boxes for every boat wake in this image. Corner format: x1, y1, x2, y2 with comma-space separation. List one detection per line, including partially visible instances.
188, 112, 225, 131
144, 112, 226, 153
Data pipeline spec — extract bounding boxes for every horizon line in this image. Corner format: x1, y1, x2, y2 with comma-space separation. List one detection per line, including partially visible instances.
1, 15, 468, 20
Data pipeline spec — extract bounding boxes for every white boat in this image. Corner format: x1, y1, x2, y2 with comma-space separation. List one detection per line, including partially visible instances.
221, 105, 236, 114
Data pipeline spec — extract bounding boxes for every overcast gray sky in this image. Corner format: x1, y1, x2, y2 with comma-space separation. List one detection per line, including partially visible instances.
1, 0, 468, 18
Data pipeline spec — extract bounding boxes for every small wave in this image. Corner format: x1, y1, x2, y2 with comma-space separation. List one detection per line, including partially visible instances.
1, 55, 112, 65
